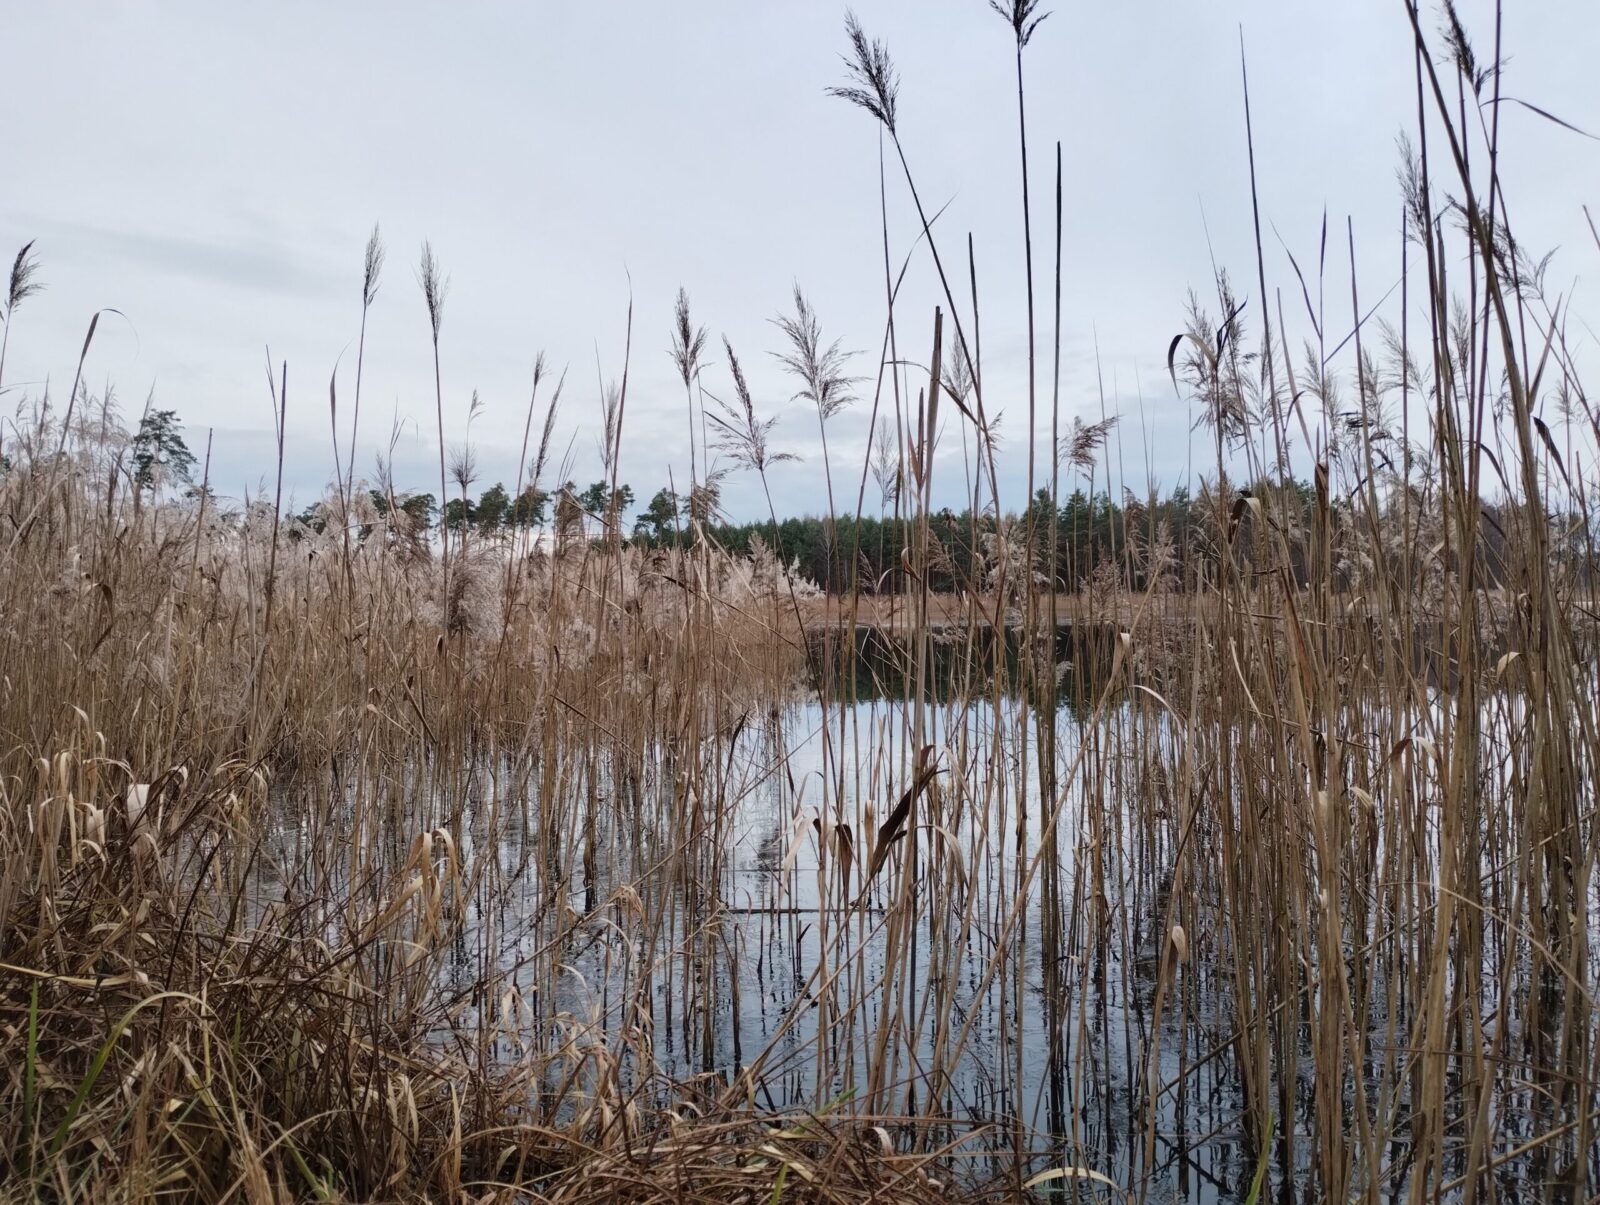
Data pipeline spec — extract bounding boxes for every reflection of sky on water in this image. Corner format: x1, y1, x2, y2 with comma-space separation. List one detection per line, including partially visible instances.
251, 668, 1586, 1203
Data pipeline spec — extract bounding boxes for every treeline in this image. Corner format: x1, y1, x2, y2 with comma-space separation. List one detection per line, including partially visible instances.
291, 479, 633, 540
270, 468, 1595, 596
633, 479, 1589, 596
642, 487, 1208, 595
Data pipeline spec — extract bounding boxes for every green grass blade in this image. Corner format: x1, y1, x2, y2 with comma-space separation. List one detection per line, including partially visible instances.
44, 991, 201, 1164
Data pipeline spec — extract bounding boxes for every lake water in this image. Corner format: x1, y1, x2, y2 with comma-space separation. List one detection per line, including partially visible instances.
255, 633, 1600, 1202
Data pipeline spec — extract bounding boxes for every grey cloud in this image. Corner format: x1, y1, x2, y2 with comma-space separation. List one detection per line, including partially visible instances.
12, 214, 339, 300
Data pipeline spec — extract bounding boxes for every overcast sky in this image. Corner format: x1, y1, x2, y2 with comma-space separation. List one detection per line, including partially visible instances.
3, 2, 1595, 519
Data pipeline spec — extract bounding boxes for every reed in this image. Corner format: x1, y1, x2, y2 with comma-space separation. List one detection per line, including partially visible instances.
1, 3, 1596, 1201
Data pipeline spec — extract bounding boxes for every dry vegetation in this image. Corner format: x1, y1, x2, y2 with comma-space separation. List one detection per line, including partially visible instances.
3, 2, 1600, 1202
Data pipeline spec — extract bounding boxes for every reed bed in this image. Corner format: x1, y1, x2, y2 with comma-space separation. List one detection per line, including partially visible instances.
3, 3, 1599, 1201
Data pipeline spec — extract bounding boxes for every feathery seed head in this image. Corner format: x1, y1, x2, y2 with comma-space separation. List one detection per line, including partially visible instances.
418, 242, 448, 339
5, 240, 43, 320
773, 286, 858, 422
671, 287, 708, 390
363, 224, 386, 307
828, 12, 899, 133
708, 337, 797, 474
987, 0, 1050, 47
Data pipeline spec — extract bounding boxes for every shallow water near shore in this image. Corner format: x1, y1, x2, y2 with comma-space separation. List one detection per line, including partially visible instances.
249, 631, 1600, 1201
